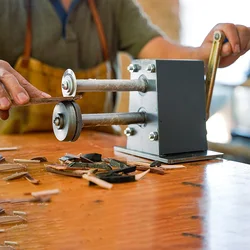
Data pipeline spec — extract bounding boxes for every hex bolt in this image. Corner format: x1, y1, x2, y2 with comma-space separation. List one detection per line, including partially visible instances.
62, 78, 72, 93
53, 117, 60, 126
53, 114, 64, 129
149, 131, 158, 141
124, 127, 135, 137
127, 64, 141, 72
147, 64, 156, 73
62, 81, 68, 90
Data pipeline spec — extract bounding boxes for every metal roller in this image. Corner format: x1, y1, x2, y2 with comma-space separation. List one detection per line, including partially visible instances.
52, 101, 146, 141
61, 69, 148, 97
52, 101, 82, 142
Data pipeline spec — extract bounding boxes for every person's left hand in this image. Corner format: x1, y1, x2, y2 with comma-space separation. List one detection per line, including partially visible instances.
200, 23, 250, 68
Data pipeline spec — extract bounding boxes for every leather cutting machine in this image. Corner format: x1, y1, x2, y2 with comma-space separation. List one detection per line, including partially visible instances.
52, 31, 225, 164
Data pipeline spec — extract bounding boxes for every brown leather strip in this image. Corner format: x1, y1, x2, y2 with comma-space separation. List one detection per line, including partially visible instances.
21, 0, 32, 68
88, 0, 109, 61
12, 96, 82, 107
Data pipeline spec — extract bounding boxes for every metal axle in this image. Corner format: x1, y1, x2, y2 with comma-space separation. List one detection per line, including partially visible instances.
81, 112, 146, 127
53, 111, 146, 128
61, 69, 148, 97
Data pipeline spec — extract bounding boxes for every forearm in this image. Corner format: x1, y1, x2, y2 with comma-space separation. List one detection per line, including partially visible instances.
138, 36, 202, 61
139, 23, 250, 69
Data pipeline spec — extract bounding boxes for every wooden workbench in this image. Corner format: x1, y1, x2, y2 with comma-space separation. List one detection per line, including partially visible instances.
0, 131, 249, 250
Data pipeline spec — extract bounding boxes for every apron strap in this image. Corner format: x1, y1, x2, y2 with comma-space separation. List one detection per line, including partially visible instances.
21, 0, 110, 67
21, 0, 32, 68
87, 0, 110, 62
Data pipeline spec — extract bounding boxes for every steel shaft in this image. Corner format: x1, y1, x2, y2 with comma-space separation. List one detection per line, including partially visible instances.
61, 69, 148, 97
81, 112, 146, 127
75, 78, 147, 92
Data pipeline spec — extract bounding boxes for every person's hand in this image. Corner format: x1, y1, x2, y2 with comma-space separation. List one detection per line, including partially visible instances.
0, 60, 51, 120
200, 23, 250, 68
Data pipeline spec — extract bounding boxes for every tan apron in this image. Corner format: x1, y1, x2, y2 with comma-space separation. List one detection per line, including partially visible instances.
0, 0, 116, 134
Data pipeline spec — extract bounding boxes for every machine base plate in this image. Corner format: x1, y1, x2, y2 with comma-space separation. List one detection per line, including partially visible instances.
114, 146, 223, 164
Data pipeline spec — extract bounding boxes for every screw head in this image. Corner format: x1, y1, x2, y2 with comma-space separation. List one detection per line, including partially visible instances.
214, 31, 222, 41
149, 131, 158, 141
62, 80, 69, 90
54, 117, 61, 126
127, 64, 140, 72
62, 78, 72, 93
53, 114, 64, 129
124, 127, 135, 137
61, 69, 77, 97
147, 64, 156, 73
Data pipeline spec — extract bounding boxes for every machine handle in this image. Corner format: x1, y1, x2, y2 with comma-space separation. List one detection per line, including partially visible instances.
205, 31, 227, 120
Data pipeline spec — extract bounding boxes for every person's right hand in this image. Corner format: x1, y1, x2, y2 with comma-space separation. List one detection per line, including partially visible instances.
0, 60, 51, 120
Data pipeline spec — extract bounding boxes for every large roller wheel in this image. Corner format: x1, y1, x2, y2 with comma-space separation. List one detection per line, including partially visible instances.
52, 101, 82, 141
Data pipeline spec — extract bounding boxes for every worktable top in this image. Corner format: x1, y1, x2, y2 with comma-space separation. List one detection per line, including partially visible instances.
0, 131, 249, 250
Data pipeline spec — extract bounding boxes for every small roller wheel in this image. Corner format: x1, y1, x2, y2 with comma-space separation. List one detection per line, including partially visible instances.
61, 69, 77, 97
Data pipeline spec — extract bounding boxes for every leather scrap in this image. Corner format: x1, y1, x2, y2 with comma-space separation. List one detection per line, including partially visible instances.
82, 153, 102, 162
2, 172, 40, 185
24, 173, 40, 185
25, 189, 60, 197
0, 147, 18, 152
12, 96, 82, 107
13, 159, 40, 163
68, 162, 112, 170
2, 172, 28, 181
150, 160, 162, 167
0, 164, 27, 173
3, 241, 18, 247
45, 164, 89, 171
59, 153, 82, 163
135, 165, 165, 175
45, 166, 83, 178
0, 246, 16, 249
82, 174, 113, 189
103, 158, 127, 169
0, 216, 26, 225
0, 155, 5, 163
30, 156, 48, 162
0, 196, 51, 204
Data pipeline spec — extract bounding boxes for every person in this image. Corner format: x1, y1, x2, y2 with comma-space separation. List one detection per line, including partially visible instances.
0, 0, 249, 134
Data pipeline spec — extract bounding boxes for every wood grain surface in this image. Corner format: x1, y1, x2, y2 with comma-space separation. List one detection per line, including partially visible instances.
0, 131, 248, 250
